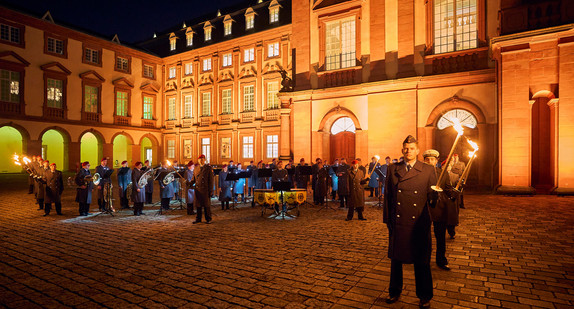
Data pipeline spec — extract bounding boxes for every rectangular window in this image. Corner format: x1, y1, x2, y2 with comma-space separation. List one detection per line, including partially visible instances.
268, 42, 279, 57
47, 78, 63, 108
267, 82, 279, 109
184, 139, 192, 159
0, 69, 20, 103
84, 85, 98, 113
434, 0, 478, 54
184, 95, 193, 118
243, 136, 254, 159
0, 23, 20, 44
186, 33, 193, 46
170, 39, 176, 51
224, 22, 232, 36
243, 85, 254, 111
169, 67, 176, 79
168, 97, 176, 120
143, 64, 154, 78
167, 140, 175, 158
222, 53, 232, 67
205, 28, 212, 41
202, 92, 211, 116
84, 48, 100, 64
143, 96, 154, 119
203, 58, 212, 72
221, 89, 232, 114
47, 37, 64, 55
184, 63, 193, 75
266, 135, 278, 158
116, 91, 128, 116
201, 138, 211, 162
246, 15, 254, 29
116, 57, 129, 72
325, 17, 356, 71
244, 48, 254, 63
270, 8, 279, 23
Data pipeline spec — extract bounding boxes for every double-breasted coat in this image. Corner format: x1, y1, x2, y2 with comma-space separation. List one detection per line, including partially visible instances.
192, 164, 214, 208
347, 168, 366, 209
117, 167, 132, 198
35, 167, 47, 199
44, 169, 63, 204
218, 171, 232, 202
75, 168, 93, 203
131, 168, 146, 203
383, 161, 437, 264
185, 168, 196, 204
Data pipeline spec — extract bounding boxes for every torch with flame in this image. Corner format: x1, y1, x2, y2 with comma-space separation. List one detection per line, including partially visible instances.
432, 118, 465, 192
13, 153, 34, 176
454, 138, 479, 192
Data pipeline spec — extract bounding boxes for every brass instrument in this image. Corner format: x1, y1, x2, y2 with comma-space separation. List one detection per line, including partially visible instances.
92, 173, 101, 186
366, 155, 380, 179
83, 174, 94, 185
138, 167, 157, 188
103, 182, 116, 212
163, 171, 175, 185
126, 182, 133, 201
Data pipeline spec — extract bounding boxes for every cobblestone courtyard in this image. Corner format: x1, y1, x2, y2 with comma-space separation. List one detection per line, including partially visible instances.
0, 174, 573, 308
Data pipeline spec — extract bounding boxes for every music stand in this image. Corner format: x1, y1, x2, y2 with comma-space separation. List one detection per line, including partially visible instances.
94, 169, 115, 217
258, 168, 272, 190
225, 172, 241, 210
272, 181, 293, 219
317, 167, 337, 211
238, 170, 252, 205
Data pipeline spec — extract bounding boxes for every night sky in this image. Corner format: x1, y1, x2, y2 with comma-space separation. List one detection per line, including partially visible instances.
0, 0, 251, 43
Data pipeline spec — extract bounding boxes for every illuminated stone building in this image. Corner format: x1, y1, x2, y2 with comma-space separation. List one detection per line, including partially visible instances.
1, 0, 573, 194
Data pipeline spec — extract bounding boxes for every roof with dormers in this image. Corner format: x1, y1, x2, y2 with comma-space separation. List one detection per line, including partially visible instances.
136, 0, 291, 57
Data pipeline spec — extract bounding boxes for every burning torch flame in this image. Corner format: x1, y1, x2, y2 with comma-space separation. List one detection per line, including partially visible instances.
467, 139, 479, 157
374, 155, 380, 161
13, 154, 21, 166
166, 160, 172, 166
23, 157, 31, 164
452, 118, 464, 136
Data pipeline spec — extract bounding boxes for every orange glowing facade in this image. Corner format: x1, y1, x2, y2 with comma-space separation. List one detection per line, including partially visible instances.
0, 0, 573, 194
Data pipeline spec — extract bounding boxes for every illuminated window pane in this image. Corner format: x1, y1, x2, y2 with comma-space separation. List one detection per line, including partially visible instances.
437, 109, 477, 130
169, 67, 176, 79
243, 85, 254, 111
202, 92, 211, 116
268, 42, 279, 57
244, 48, 254, 62
84, 85, 98, 113
185, 63, 193, 75
325, 17, 356, 71
222, 89, 232, 114
434, 0, 477, 54
184, 95, 193, 118
267, 82, 279, 109
168, 97, 176, 120
201, 138, 211, 162
47, 78, 63, 108
167, 140, 175, 158
224, 22, 232, 36
246, 15, 254, 29
116, 91, 128, 116
330, 117, 356, 135
0, 69, 20, 103
266, 135, 278, 158
243, 136, 254, 158
143, 96, 153, 119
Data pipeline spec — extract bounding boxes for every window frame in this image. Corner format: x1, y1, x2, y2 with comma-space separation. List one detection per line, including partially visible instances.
243, 47, 255, 63
224, 22, 232, 36
242, 84, 255, 112
142, 94, 155, 120
142, 61, 156, 80
41, 64, 70, 119
245, 14, 255, 30
202, 58, 212, 72
0, 67, 24, 106
168, 66, 177, 80
184, 62, 193, 75
0, 18, 25, 48
266, 134, 279, 159
183, 93, 193, 119
82, 44, 102, 67
220, 87, 233, 114
167, 139, 176, 159
242, 135, 254, 159
267, 42, 280, 58
167, 96, 177, 120
201, 90, 212, 116
222, 53, 233, 68
265, 80, 280, 110
43, 32, 67, 59
318, 9, 361, 72
114, 53, 131, 74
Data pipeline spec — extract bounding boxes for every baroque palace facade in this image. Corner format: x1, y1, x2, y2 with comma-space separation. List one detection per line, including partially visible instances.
1, 0, 573, 194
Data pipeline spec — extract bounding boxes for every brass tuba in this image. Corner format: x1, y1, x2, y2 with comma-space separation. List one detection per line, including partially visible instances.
126, 182, 133, 201
138, 167, 155, 188
163, 171, 175, 185
92, 173, 101, 186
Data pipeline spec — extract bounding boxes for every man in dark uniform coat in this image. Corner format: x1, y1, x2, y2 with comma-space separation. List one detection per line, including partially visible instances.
43, 162, 64, 216
27, 155, 35, 194
143, 160, 154, 204
337, 158, 350, 208
34, 157, 46, 210
75, 161, 94, 216
311, 158, 320, 204
117, 160, 132, 209
383, 135, 437, 308
95, 158, 112, 212
294, 158, 309, 189
271, 161, 289, 213
424, 149, 459, 271
247, 161, 257, 197
316, 161, 329, 205
192, 154, 214, 224
218, 164, 232, 210
131, 162, 146, 216
158, 161, 174, 211
346, 160, 368, 221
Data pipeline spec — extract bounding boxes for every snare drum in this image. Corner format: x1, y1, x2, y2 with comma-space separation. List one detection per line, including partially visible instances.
254, 189, 278, 205
284, 189, 306, 204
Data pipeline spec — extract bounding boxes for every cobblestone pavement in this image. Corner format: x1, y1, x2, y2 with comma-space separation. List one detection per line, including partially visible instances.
0, 173, 573, 308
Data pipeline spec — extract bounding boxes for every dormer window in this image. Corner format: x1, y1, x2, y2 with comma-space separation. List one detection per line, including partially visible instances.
169, 33, 177, 51
186, 32, 193, 46
269, 0, 281, 24
245, 8, 256, 30
204, 22, 213, 41
224, 22, 232, 36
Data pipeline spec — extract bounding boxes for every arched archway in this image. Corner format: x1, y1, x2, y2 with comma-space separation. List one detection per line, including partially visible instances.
39, 126, 70, 171
318, 107, 362, 163
530, 90, 557, 193
139, 134, 159, 166
79, 130, 104, 168
0, 125, 26, 173
112, 132, 134, 167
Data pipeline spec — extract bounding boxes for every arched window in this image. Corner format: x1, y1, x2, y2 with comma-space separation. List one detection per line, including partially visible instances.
437, 109, 477, 130
331, 117, 356, 134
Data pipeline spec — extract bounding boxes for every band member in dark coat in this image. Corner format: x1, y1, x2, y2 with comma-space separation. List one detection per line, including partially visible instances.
337, 158, 350, 208
383, 136, 438, 308
272, 161, 289, 213
424, 149, 459, 270
192, 154, 214, 224
328, 159, 339, 201
184, 161, 196, 215
158, 162, 174, 211
346, 160, 368, 220
294, 158, 309, 189
380, 156, 391, 195
367, 156, 381, 197
27, 155, 35, 194
43, 162, 64, 216
247, 161, 257, 197
171, 160, 181, 202
285, 159, 295, 188
311, 158, 321, 204
95, 158, 112, 212
316, 161, 329, 205
117, 161, 132, 209
131, 162, 146, 216
34, 157, 46, 209
143, 160, 154, 204
75, 161, 94, 216
218, 164, 232, 210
